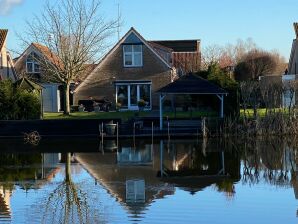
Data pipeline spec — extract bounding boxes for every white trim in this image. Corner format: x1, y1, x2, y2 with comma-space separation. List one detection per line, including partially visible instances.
116, 81, 152, 111
75, 27, 172, 93
123, 44, 143, 67
115, 81, 152, 85
26, 52, 40, 73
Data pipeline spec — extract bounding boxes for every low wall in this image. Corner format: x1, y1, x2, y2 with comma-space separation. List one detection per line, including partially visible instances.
0, 119, 121, 137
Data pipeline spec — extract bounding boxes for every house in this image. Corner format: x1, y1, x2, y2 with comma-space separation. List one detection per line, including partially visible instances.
14, 43, 67, 112
288, 23, 298, 74
0, 29, 17, 81
258, 23, 298, 108
74, 27, 201, 110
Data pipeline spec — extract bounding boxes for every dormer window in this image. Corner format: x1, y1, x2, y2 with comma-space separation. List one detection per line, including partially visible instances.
26, 52, 40, 73
123, 44, 143, 67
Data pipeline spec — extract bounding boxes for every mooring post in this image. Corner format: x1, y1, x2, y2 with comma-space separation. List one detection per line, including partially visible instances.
222, 151, 225, 175
160, 140, 164, 178
101, 122, 104, 145
133, 122, 136, 146
116, 122, 119, 148
202, 117, 207, 138
152, 121, 154, 142
167, 121, 170, 140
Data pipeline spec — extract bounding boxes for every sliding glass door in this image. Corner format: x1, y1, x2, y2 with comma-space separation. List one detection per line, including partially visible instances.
115, 82, 151, 110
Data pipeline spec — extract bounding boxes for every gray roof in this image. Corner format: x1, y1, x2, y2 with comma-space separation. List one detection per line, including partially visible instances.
150, 40, 200, 52
157, 74, 227, 95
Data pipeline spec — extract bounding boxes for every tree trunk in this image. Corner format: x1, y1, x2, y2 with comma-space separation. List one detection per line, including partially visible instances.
64, 83, 70, 115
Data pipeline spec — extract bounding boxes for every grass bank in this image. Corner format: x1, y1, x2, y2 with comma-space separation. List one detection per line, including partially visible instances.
44, 110, 217, 120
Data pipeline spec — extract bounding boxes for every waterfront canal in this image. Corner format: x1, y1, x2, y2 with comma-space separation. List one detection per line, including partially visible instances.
0, 137, 297, 223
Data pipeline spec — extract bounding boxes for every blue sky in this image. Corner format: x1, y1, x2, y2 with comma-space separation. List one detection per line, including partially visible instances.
1, 0, 298, 60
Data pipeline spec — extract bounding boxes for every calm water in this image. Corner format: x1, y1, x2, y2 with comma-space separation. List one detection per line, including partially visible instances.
0, 137, 297, 224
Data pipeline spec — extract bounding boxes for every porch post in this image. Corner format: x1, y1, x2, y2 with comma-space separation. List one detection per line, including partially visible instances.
115, 85, 118, 106
220, 94, 224, 118
216, 94, 224, 118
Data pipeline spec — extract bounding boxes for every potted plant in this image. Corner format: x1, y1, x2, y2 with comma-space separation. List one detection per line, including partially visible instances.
116, 102, 122, 111
138, 99, 146, 111
78, 104, 85, 112
93, 102, 100, 112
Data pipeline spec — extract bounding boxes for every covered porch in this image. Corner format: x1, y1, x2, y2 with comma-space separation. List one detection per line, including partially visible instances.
157, 74, 228, 130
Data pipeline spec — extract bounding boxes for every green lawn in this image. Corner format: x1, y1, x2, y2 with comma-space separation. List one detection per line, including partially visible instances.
44, 110, 218, 120
240, 108, 291, 118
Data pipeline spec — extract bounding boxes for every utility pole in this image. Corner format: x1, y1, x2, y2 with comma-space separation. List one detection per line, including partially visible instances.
117, 3, 120, 41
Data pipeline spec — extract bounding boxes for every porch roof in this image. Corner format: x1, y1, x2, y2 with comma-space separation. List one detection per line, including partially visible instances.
157, 73, 227, 95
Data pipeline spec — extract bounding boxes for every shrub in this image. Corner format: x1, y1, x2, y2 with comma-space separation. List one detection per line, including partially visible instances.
0, 80, 41, 120
196, 63, 239, 116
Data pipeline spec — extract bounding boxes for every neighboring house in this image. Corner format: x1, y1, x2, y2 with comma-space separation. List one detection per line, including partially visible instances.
149, 39, 201, 74
289, 23, 298, 74
258, 23, 298, 108
259, 74, 298, 108
0, 29, 17, 81
14, 43, 63, 112
74, 27, 201, 110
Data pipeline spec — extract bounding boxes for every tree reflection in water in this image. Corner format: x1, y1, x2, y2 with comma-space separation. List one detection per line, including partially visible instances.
42, 153, 89, 224
222, 137, 297, 187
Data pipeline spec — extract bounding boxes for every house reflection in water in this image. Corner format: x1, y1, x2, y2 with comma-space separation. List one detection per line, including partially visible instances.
75, 139, 240, 220
0, 153, 62, 222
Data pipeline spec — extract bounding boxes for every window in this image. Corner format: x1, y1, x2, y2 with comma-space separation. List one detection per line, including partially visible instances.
126, 179, 145, 203
26, 52, 40, 73
123, 45, 143, 67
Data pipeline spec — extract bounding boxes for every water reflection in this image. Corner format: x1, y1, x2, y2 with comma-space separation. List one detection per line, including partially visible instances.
0, 153, 61, 222
0, 137, 298, 223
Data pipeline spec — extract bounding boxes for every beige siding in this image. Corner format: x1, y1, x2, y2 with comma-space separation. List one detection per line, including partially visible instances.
0, 38, 16, 81
74, 44, 173, 108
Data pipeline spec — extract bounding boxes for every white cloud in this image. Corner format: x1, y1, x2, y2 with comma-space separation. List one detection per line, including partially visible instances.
0, 0, 23, 16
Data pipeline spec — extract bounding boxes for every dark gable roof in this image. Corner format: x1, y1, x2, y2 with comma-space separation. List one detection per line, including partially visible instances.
0, 29, 8, 51
14, 77, 43, 91
157, 73, 227, 95
150, 40, 200, 52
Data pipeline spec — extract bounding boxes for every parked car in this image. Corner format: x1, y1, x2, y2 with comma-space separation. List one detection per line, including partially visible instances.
78, 98, 112, 112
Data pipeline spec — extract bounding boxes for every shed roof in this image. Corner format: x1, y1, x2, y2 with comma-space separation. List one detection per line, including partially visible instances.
14, 77, 43, 91
157, 73, 227, 95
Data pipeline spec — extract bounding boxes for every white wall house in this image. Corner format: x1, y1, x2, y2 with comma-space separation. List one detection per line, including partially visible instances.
0, 29, 17, 81
282, 75, 296, 108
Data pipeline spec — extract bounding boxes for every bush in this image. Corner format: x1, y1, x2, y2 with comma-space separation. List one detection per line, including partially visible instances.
0, 80, 41, 120
196, 63, 239, 116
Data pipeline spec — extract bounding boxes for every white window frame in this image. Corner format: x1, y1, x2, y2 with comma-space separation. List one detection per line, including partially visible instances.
115, 82, 152, 111
26, 52, 40, 73
123, 44, 143, 67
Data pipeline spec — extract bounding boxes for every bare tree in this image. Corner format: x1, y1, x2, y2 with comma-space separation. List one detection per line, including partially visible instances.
202, 38, 257, 71
21, 0, 119, 114
234, 49, 286, 81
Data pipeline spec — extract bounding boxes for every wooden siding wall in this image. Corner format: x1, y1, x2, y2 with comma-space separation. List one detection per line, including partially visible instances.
74, 44, 173, 108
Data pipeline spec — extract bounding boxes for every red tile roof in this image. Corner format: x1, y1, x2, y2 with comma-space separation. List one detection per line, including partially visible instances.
32, 42, 63, 68
0, 29, 8, 51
